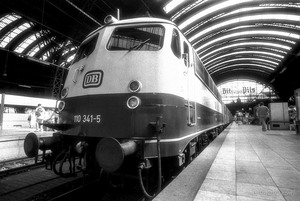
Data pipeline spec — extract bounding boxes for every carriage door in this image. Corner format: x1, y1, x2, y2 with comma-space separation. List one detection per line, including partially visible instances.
183, 42, 196, 126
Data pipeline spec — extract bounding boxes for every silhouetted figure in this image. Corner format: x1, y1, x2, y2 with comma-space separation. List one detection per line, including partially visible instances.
256, 102, 269, 131
35, 104, 45, 132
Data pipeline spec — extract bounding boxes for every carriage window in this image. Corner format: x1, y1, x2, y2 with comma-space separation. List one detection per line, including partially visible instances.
74, 33, 99, 63
195, 53, 206, 80
183, 42, 190, 66
195, 52, 210, 85
171, 29, 181, 58
107, 25, 164, 51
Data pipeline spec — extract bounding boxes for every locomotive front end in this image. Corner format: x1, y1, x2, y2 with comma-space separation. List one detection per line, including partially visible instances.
24, 19, 183, 192
50, 19, 166, 174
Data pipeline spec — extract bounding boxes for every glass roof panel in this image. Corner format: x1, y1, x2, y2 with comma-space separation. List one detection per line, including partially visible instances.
189, 14, 300, 42
257, 55, 281, 62
260, 3, 300, 8
195, 30, 299, 51
223, 6, 276, 16
14, 32, 41, 53
163, 0, 186, 14
206, 58, 277, 71
28, 45, 40, 57
0, 22, 31, 48
205, 50, 284, 66
41, 51, 51, 61
59, 61, 67, 67
0, 14, 21, 31
170, 0, 209, 21
62, 48, 71, 56
211, 64, 275, 74
178, 0, 254, 29
67, 54, 75, 63
0, 13, 59, 64
200, 41, 290, 59
28, 40, 48, 57
258, 47, 288, 55
251, 36, 296, 44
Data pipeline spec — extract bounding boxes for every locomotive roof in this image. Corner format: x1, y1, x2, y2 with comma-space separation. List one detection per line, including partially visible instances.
111, 17, 176, 26
86, 17, 176, 39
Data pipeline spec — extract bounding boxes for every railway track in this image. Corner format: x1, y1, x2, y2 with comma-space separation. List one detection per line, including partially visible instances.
0, 132, 214, 201
0, 160, 196, 201
49, 174, 152, 201
0, 158, 176, 201
0, 169, 148, 201
0, 164, 85, 201
0, 155, 44, 178
46, 147, 204, 201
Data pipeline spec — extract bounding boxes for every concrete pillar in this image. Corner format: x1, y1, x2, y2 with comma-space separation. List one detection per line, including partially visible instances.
0, 93, 5, 131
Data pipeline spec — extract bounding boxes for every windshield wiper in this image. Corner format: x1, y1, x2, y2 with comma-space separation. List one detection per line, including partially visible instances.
128, 38, 150, 52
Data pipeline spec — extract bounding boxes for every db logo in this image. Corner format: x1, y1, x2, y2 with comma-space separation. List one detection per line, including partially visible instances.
83, 70, 103, 88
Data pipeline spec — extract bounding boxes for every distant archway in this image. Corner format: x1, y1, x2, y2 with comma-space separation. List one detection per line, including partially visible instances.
217, 79, 279, 104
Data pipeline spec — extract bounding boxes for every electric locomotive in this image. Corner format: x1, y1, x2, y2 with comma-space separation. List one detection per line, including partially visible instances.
24, 15, 232, 188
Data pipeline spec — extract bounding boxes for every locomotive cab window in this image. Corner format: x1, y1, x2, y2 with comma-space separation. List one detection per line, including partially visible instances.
107, 25, 164, 51
74, 33, 99, 63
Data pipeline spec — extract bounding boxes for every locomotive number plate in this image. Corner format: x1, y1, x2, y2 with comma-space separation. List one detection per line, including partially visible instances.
74, 115, 101, 123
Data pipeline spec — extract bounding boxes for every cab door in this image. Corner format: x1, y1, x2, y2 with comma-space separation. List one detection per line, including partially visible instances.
183, 41, 196, 126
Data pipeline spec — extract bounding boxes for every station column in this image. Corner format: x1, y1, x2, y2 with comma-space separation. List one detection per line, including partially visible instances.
295, 88, 300, 134
0, 93, 4, 131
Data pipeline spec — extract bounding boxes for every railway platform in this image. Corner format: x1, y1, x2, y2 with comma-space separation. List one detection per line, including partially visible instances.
0, 128, 53, 162
154, 123, 300, 201
0, 128, 52, 139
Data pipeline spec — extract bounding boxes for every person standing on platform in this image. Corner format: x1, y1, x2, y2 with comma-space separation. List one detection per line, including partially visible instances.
35, 104, 45, 132
256, 102, 269, 131
266, 115, 270, 130
27, 112, 32, 128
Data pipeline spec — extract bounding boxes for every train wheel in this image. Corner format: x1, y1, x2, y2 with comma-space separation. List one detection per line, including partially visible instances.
183, 148, 190, 166
202, 133, 209, 147
197, 136, 203, 154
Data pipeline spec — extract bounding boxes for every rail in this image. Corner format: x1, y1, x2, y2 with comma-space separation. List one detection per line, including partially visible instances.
0, 155, 44, 178
0, 137, 25, 143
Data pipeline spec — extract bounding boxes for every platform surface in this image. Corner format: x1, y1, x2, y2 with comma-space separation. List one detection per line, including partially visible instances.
0, 128, 53, 162
154, 123, 300, 201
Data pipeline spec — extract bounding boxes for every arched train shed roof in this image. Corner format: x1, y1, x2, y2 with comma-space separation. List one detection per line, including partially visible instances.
0, 0, 299, 100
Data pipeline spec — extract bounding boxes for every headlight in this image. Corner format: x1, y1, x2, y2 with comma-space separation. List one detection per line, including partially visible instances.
126, 96, 141, 109
61, 87, 69, 98
128, 80, 142, 93
57, 100, 65, 112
